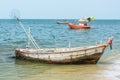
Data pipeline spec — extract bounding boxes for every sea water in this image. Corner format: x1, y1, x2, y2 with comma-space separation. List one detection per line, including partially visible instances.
0, 19, 120, 80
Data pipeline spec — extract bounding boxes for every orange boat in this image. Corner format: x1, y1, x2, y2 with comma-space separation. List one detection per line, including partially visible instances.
68, 23, 90, 29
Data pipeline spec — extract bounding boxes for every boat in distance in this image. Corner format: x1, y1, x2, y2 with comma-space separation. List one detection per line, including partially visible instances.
56, 21, 69, 24
68, 22, 90, 29
15, 37, 112, 64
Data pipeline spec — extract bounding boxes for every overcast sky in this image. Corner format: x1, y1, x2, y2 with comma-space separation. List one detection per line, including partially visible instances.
0, 0, 120, 19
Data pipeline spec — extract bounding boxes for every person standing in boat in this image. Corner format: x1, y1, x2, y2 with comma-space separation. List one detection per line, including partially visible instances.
78, 18, 84, 26
78, 17, 88, 26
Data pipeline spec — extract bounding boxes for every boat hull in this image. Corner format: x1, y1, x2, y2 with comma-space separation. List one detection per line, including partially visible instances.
56, 21, 68, 24
16, 52, 103, 64
68, 23, 90, 29
15, 45, 106, 64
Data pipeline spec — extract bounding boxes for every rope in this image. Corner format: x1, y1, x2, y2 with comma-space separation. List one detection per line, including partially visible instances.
17, 18, 40, 49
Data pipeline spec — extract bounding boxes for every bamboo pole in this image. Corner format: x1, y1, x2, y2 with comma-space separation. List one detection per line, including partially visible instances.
16, 18, 40, 49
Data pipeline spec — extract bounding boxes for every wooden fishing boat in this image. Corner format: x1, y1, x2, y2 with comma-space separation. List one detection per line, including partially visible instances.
14, 18, 113, 64
68, 22, 90, 29
15, 38, 112, 64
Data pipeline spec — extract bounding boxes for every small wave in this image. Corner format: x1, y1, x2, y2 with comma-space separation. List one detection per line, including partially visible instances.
13, 41, 26, 44
3, 38, 12, 41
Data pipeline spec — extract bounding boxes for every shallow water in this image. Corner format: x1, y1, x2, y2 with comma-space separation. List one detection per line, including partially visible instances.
0, 19, 120, 80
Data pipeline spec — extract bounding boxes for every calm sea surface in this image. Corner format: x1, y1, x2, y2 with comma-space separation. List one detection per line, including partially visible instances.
0, 19, 120, 80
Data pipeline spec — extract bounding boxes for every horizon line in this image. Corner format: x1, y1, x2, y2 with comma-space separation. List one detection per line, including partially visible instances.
0, 18, 120, 20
